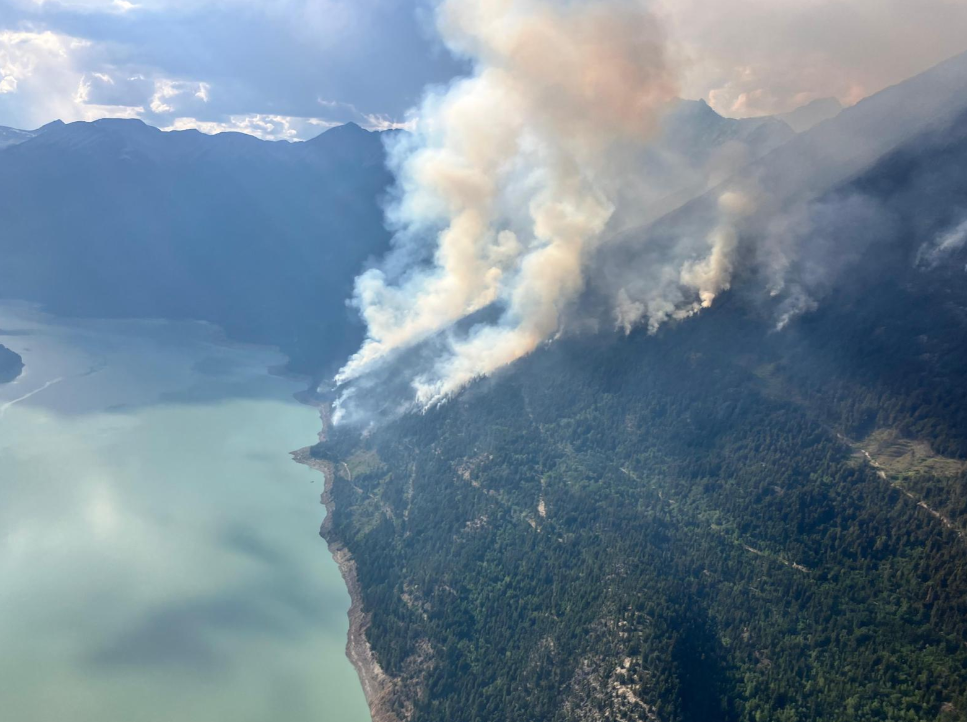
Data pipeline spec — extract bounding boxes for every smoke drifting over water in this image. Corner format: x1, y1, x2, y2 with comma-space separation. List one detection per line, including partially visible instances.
335, 0, 685, 418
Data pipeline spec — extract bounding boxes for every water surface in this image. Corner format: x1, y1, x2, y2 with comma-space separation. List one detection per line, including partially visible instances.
0, 302, 370, 722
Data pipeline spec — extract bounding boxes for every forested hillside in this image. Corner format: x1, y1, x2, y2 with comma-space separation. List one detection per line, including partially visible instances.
0, 344, 23, 383
313, 91, 967, 722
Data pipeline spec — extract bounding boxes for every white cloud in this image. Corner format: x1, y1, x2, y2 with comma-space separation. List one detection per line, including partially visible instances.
162, 113, 332, 141
148, 78, 209, 114
0, 30, 97, 124
362, 112, 416, 132
0, 25, 382, 138
1, 30, 74, 88
72, 75, 90, 102
0, 29, 195, 127
0, 0, 449, 135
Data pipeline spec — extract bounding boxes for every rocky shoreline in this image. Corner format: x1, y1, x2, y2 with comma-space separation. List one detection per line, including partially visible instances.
291, 398, 399, 722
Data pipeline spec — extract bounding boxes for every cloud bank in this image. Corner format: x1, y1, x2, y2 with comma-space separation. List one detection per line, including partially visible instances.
0, 0, 461, 136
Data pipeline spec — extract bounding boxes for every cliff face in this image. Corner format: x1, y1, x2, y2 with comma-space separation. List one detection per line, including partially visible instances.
0, 344, 23, 383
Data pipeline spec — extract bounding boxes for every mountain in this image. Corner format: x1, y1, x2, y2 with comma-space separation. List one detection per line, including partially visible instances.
598, 50, 967, 314
0, 105, 794, 379
746, 52, 967, 201
0, 120, 64, 150
0, 344, 23, 383
0, 119, 394, 377
661, 99, 794, 161
0, 125, 35, 150
312, 55, 967, 722
610, 99, 795, 228
779, 97, 843, 132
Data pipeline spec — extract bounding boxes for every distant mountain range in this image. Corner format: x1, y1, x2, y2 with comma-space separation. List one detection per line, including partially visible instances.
0, 119, 394, 377
0, 99, 805, 378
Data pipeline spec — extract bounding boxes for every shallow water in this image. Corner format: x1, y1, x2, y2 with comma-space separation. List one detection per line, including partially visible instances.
0, 302, 370, 722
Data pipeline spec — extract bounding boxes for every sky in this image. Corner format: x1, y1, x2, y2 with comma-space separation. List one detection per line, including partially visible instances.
1, 0, 966, 141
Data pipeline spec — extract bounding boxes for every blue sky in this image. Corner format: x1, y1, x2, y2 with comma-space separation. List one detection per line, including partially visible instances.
1, 0, 966, 140
0, 0, 466, 138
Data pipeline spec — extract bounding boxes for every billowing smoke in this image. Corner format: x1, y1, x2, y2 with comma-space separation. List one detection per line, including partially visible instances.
612, 188, 755, 334
335, 0, 682, 416
333, 0, 967, 424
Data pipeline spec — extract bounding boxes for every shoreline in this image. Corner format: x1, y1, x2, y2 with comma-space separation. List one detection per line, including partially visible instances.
291, 399, 399, 722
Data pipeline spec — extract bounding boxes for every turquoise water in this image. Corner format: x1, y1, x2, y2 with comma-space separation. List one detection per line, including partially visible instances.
0, 302, 370, 722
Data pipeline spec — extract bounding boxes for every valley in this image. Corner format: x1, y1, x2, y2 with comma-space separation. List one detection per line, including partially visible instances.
1, 16, 967, 721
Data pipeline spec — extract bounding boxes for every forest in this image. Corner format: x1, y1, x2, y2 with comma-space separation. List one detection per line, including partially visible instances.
312, 98, 967, 722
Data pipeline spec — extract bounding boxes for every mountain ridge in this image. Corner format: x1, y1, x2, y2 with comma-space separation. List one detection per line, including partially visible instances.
0, 118, 396, 377
313, 48, 967, 722
778, 97, 843, 132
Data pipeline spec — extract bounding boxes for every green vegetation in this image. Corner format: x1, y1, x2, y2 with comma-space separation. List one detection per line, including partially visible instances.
314, 232, 967, 721
316, 298, 967, 721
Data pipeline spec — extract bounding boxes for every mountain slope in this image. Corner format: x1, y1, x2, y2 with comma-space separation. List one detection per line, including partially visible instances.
315, 59, 967, 722
0, 344, 23, 383
0, 125, 35, 150
594, 50, 967, 338
0, 120, 64, 150
778, 97, 843, 133
611, 99, 795, 227
623, 50, 967, 246
0, 119, 394, 376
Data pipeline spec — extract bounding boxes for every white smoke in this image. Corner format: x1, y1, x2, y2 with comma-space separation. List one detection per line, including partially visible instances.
333, 0, 967, 423
611, 188, 755, 334
335, 0, 685, 414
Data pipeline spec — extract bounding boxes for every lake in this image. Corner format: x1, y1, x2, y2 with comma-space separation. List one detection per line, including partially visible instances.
0, 301, 371, 722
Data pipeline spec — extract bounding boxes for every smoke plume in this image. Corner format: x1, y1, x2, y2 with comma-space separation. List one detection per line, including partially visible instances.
335, 0, 680, 415
333, 0, 967, 424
